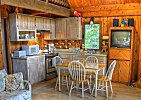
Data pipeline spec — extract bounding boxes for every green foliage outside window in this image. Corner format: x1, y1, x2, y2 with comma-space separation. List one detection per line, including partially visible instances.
84, 24, 100, 49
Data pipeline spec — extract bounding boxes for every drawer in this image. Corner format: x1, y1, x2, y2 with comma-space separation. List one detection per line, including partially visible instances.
109, 49, 131, 60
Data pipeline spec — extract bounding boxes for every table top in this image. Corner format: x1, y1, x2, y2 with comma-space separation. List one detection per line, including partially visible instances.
57, 60, 106, 70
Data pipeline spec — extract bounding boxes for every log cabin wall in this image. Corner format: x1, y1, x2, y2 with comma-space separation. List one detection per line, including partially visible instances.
0, 9, 4, 70
82, 16, 141, 81
68, 0, 141, 81
0, 0, 141, 80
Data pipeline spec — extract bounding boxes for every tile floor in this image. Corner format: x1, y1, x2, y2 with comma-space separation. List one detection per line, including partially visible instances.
32, 79, 141, 100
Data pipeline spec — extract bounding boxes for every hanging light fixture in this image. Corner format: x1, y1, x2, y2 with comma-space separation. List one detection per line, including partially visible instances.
90, 17, 94, 25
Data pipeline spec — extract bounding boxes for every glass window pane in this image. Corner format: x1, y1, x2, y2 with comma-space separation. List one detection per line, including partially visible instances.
84, 24, 100, 49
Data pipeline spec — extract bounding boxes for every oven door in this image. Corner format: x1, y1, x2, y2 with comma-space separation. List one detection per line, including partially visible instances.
45, 56, 57, 80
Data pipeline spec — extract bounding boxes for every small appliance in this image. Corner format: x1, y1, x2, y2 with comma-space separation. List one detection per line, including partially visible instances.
13, 50, 26, 57
22, 45, 39, 55
48, 44, 54, 53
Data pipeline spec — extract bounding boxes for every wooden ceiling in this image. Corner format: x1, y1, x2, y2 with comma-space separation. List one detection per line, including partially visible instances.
1, 0, 71, 17
68, 0, 141, 17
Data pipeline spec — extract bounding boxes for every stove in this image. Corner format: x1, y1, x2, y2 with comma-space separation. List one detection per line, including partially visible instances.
45, 53, 58, 80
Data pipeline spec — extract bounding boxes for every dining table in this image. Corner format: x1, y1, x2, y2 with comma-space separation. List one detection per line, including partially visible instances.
56, 60, 106, 97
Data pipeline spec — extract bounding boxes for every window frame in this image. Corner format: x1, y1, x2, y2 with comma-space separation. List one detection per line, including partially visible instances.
84, 22, 102, 50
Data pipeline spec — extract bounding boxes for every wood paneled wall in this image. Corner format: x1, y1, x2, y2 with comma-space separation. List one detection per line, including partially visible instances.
69, 0, 141, 7
82, 15, 141, 80
0, 10, 4, 70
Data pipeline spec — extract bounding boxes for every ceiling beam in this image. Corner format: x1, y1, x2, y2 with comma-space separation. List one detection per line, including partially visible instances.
1, 0, 71, 17
82, 9, 141, 17
73, 3, 141, 12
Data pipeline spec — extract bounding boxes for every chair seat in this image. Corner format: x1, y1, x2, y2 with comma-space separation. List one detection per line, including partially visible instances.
98, 75, 111, 82
86, 71, 95, 75
71, 79, 89, 83
60, 71, 70, 76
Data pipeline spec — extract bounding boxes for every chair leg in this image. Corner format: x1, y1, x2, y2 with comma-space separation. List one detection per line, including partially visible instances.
98, 80, 101, 89
105, 82, 108, 97
109, 81, 113, 93
89, 75, 92, 89
69, 81, 74, 97
66, 76, 69, 91
91, 82, 95, 95
87, 80, 91, 94
55, 77, 58, 89
82, 82, 84, 98
76, 82, 79, 91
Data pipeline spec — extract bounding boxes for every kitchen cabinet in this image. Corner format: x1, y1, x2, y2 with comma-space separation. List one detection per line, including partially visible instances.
12, 55, 45, 84
43, 18, 50, 30
16, 14, 28, 29
35, 16, 44, 29
27, 15, 36, 30
9, 13, 36, 41
59, 53, 75, 61
36, 17, 51, 30
55, 17, 82, 40
67, 17, 82, 40
55, 18, 67, 39
50, 19, 56, 39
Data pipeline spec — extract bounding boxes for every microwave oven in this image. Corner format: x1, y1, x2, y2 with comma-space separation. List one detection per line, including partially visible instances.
22, 45, 39, 56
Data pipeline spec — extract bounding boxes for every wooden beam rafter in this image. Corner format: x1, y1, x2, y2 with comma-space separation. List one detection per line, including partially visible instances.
82, 9, 141, 17
73, 3, 141, 12
1, 0, 71, 17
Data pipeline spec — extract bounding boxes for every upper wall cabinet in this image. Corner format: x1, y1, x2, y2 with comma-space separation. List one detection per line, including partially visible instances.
67, 17, 82, 40
50, 19, 56, 39
28, 16, 36, 30
9, 14, 36, 41
35, 17, 44, 29
35, 17, 51, 30
55, 17, 82, 40
55, 18, 67, 39
16, 14, 28, 29
43, 18, 51, 30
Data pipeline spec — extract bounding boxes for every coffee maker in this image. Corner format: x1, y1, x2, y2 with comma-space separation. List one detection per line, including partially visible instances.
48, 44, 54, 54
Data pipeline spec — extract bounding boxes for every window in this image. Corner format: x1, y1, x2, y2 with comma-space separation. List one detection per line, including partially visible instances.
84, 23, 100, 49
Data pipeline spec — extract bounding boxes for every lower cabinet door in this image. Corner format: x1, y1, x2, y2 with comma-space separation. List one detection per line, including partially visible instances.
110, 59, 130, 83
110, 60, 119, 82
119, 60, 130, 83
38, 61, 45, 82
29, 63, 39, 84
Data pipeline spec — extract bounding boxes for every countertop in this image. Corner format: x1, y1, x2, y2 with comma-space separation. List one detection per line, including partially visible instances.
12, 54, 45, 59
58, 52, 107, 57
85, 53, 107, 57
12, 52, 59, 59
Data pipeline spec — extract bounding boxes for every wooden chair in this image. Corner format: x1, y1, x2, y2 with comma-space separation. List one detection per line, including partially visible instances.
85, 56, 99, 69
54, 56, 69, 90
68, 61, 91, 98
85, 56, 99, 89
92, 60, 116, 97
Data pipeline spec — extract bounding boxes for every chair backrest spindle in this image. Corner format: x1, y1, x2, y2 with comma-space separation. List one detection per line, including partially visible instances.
54, 56, 63, 74
68, 61, 86, 81
104, 60, 116, 80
